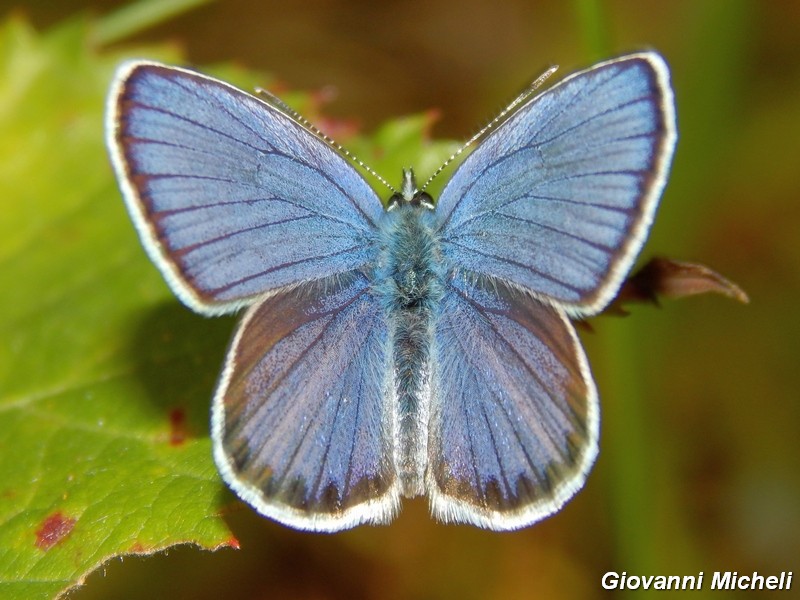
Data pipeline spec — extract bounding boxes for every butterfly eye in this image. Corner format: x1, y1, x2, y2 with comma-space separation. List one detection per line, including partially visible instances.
387, 192, 403, 211
386, 187, 435, 211
412, 191, 435, 210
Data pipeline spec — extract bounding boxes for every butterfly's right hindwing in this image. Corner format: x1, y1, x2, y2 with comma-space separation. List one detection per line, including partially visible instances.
427, 276, 599, 530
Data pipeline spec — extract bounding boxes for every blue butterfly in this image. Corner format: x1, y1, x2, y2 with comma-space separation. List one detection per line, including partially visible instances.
106, 52, 676, 531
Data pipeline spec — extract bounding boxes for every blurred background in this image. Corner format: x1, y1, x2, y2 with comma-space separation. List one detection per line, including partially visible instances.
9, 0, 800, 598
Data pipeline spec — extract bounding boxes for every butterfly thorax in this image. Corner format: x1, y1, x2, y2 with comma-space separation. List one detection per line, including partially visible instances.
374, 190, 445, 497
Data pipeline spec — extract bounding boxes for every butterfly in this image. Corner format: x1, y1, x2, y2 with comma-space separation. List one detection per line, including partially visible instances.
106, 52, 676, 532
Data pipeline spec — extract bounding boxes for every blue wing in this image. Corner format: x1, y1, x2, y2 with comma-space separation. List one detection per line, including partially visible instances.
212, 272, 398, 531
427, 276, 598, 530
436, 52, 676, 316
106, 61, 383, 315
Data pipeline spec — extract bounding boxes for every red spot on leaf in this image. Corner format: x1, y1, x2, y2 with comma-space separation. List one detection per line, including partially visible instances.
210, 536, 241, 551
316, 116, 361, 141
35, 512, 75, 550
419, 109, 441, 140
169, 407, 187, 446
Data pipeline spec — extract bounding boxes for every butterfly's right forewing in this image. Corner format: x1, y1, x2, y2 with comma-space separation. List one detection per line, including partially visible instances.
436, 53, 676, 316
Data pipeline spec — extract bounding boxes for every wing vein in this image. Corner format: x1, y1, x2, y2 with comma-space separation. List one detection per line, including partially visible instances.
207, 244, 365, 296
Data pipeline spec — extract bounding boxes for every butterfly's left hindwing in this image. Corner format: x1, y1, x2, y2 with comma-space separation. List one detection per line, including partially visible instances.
427, 276, 598, 530
212, 273, 399, 531
107, 62, 384, 315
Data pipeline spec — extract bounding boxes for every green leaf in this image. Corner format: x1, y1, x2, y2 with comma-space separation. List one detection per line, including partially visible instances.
92, 0, 215, 46
346, 112, 462, 199
0, 13, 236, 600
0, 6, 456, 599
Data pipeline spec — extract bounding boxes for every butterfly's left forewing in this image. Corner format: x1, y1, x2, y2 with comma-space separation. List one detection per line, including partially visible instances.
107, 62, 384, 315
427, 276, 598, 530
213, 272, 399, 531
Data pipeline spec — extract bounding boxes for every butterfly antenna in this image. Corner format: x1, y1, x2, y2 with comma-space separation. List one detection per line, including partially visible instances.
419, 65, 559, 192
255, 87, 397, 195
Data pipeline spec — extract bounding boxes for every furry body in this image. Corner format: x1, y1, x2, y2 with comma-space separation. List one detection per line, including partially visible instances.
373, 203, 445, 496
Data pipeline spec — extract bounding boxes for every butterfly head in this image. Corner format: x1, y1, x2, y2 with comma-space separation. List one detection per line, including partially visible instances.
387, 168, 434, 211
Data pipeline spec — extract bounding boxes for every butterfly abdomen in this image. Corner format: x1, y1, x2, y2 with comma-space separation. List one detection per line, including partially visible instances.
374, 204, 445, 496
